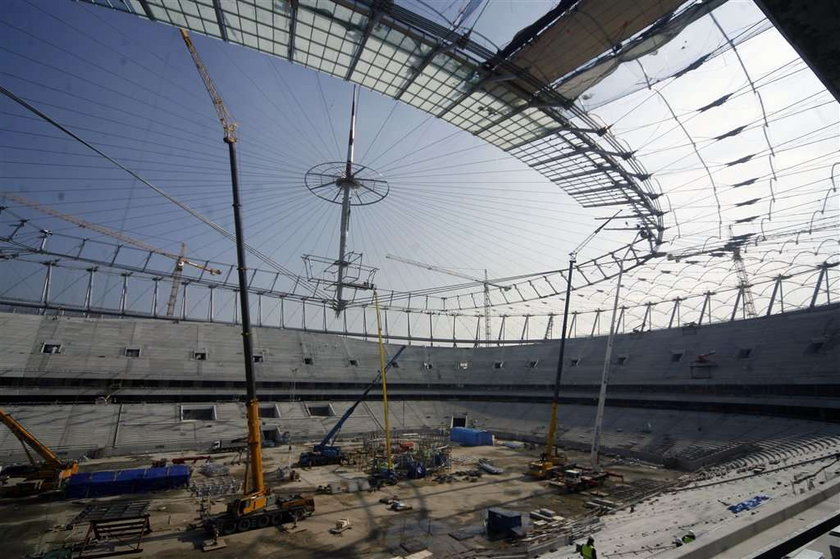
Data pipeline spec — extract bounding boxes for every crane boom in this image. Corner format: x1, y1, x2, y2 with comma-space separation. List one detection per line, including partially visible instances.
385, 254, 509, 289
180, 28, 267, 515
321, 346, 405, 449
1, 191, 221, 275
179, 29, 237, 142
0, 408, 63, 468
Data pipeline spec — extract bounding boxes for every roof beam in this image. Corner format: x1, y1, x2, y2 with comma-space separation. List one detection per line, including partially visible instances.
136, 0, 156, 21
395, 39, 460, 100
211, 0, 227, 42
288, 0, 298, 61
344, 4, 386, 81
436, 72, 517, 119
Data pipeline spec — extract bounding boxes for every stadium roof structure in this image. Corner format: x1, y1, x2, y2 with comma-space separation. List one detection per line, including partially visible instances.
0, 0, 836, 342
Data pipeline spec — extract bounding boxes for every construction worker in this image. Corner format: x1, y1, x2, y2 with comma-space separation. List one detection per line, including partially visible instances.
579, 536, 598, 558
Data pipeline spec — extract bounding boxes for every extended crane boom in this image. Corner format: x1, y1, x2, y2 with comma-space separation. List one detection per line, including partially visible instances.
385, 254, 509, 289
180, 28, 272, 526
385, 254, 510, 346
530, 212, 619, 479
0, 408, 78, 494
1, 191, 221, 275
299, 346, 406, 467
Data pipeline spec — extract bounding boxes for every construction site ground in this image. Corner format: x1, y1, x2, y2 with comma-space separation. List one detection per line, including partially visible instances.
1, 441, 681, 558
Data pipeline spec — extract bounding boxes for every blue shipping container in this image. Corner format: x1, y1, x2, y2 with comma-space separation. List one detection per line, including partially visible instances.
450, 427, 493, 446
65, 465, 190, 498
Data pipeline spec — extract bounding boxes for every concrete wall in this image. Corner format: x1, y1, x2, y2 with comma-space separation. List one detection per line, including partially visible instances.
3, 400, 840, 464
0, 304, 836, 389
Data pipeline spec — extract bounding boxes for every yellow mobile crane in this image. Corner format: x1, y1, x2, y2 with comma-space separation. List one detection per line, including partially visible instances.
179, 28, 313, 535
528, 213, 619, 479
0, 408, 78, 496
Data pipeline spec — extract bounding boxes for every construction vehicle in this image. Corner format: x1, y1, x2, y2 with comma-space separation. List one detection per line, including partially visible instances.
298, 346, 406, 468
180, 28, 313, 536
330, 518, 352, 535
550, 467, 623, 493
204, 494, 315, 536
527, 450, 568, 480
0, 408, 78, 496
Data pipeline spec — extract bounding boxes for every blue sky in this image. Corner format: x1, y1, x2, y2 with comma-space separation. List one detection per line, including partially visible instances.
0, 0, 836, 338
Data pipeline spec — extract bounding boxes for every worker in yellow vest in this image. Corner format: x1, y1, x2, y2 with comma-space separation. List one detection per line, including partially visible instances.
580, 536, 598, 559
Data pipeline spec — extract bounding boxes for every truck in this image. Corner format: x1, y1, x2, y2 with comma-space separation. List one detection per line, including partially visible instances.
551, 468, 624, 493
298, 346, 405, 468
203, 494, 315, 535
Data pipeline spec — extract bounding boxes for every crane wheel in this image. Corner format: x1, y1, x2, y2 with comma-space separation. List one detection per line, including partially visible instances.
257, 515, 271, 529
220, 520, 236, 535
271, 513, 284, 526
237, 518, 254, 532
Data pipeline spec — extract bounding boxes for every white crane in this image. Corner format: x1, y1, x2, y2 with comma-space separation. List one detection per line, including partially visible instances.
385, 254, 510, 345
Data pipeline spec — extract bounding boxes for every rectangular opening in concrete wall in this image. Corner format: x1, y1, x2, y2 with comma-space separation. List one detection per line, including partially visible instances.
451, 416, 467, 428
458, 362, 469, 370
124, 347, 141, 358
570, 358, 580, 367
349, 359, 358, 366
493, 361, 504, 369
307, 405, 333, 417
193, 351, 207, 361
181, 405, 216, 421
736, 348, 752, 359
616, 355, 628, 366
303, 357, 314, 365
262, 427, 287, 444
260, 404, 280, 418
253, 354, 264, 363
671, 350, 684, 363
42, 343, 62, 354
527, 360, 539, 368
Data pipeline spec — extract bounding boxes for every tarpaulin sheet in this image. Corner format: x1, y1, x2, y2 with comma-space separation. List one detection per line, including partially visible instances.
65, 466, 190, 498
450, 427, 494, 446
727, 494, 770, 513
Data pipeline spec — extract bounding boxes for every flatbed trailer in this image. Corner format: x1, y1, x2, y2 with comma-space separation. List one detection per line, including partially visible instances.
202, 495, 315, 535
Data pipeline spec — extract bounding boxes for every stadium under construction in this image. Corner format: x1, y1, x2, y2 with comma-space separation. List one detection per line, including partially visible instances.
0, 0, 838, 558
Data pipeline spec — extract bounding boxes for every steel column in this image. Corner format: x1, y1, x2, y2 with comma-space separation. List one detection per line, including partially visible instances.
590, 262, 626, 471
84, 267, 97, 316
120, 272, 132, 315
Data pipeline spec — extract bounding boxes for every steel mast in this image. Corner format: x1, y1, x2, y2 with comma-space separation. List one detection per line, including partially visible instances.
335, 86, 360, 314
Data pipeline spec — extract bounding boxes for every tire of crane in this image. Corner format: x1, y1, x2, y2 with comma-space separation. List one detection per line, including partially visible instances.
291, 508, 304, 521
237, 518, 254, 532
220, 520, 236, 535
270, 513, 284, 526
256, 515, 271, 529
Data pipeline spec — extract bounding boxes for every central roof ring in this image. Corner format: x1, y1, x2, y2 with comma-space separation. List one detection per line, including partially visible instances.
305, 161, 389, 206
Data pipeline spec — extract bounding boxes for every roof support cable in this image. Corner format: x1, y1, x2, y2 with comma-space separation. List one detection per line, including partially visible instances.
635, 61, 722, 239
0, 83, 323, 299
710, 13, 777, 222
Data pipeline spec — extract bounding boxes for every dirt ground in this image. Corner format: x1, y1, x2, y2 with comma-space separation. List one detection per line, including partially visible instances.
1, 441, 680, 558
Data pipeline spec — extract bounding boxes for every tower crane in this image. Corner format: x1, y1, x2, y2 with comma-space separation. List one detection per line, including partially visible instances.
384, 254, 510, 346
179, 29, 313, 535
1, 191, 221, 318
667, 226, 757, 319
